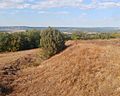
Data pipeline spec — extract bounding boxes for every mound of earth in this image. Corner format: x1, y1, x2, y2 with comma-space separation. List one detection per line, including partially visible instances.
8, 40, 120, 96
0, 49, 40, 96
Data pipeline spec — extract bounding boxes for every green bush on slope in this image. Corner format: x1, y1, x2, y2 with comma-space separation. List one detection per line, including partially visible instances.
40, 27, 65, 58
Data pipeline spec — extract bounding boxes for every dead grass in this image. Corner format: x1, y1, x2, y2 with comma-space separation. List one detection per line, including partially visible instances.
0, 48, 43, 96
0, 49, 40, 68
4, 39, 119, 96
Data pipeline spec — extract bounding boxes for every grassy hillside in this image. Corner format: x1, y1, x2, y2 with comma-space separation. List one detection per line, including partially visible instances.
0, 39, 119, 96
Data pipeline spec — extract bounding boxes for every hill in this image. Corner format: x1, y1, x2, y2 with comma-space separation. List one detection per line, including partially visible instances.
0, 39, 120, 96
0, 26, 120, 32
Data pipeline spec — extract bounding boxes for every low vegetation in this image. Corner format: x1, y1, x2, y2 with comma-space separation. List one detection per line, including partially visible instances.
70, 31, 120, 40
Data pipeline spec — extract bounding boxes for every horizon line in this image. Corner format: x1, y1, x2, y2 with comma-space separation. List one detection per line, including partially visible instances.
0, 26, 119, 28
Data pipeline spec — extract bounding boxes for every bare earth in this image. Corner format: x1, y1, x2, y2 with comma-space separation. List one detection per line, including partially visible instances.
1, 39, 120, 96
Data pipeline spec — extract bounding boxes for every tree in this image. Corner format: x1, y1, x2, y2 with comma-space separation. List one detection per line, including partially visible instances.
40, 27, 65, 58
0, 30, 41, 52
0, 33, 12, 52
26, 30, 40, 48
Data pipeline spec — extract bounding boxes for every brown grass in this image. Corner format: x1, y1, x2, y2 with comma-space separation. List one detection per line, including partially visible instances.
0, 49, 42, 96
1, 39, 120, 96
0, 49, 40, 68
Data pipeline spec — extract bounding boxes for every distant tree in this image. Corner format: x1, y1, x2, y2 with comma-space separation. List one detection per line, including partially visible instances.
71, 32, 80, 40
40, 27, 65, 58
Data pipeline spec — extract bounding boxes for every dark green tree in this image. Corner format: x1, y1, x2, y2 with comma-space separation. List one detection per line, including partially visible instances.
0, 33, 12, 52
40, 27, 65, 58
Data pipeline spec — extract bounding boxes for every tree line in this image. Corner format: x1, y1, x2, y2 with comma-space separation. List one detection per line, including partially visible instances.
0, 30, 40, 52
0, 27, 120, 53
0, 27, 66, 59
70, 32, 120, 40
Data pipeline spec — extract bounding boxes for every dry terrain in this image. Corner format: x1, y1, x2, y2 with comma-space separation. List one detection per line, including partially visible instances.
0, 49, 40, 67
0, 39, 120, 96
0, 49, 41, 96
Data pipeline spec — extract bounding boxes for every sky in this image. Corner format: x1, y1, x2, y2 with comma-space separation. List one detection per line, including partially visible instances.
0, 0, 120, 27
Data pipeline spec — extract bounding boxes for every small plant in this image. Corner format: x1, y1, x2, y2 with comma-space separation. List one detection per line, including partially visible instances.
40, 27, 65, 59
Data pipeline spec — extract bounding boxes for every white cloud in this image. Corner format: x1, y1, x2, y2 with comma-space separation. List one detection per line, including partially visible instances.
98, 2, 120, 8
0, 0, 120, 10
38, 11, 69, 15
31, 0, 83, 9
0, 0, 30, 9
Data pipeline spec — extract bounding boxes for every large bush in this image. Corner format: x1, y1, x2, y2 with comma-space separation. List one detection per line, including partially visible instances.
40, 27, 65, 58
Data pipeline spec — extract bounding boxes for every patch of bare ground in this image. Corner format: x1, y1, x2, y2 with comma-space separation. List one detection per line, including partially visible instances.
6, 39, 120, 96
0, 49, 42, 96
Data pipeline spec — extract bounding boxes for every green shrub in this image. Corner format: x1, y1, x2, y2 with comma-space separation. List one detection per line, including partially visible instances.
40, 27, 65, 58
71, 32, 80, 40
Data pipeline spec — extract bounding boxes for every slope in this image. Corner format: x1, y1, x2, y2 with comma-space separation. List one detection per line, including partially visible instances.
7, 39, 120, 96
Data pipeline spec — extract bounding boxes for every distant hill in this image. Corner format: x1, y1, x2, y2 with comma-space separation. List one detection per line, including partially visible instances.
0, 26, 120, 32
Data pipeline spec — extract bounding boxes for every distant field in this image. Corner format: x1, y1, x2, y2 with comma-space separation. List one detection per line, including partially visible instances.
0, 30, 26, 33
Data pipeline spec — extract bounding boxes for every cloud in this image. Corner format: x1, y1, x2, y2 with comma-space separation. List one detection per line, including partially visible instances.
0, 0, 30, 9
38, 11, 69, 15
0, 0, 120, 10
98, 2, 120, 8
31, 0, 83, 9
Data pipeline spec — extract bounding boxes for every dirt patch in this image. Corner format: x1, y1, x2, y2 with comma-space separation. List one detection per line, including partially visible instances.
0, 53, 38, 96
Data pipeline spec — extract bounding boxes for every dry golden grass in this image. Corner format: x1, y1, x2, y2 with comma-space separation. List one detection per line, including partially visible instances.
0, 49, 40, 68
0, 48, 43, 96
4, 39, 119, 96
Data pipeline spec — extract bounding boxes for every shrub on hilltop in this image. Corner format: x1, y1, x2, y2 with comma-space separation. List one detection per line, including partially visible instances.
40, 27, 65, 58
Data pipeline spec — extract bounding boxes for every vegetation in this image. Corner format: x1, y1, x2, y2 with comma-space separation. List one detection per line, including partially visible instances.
70, 32, 120, 40
63, 34, 71, 41
71, 32, 80, 40
0, 27, 120, 53
0, 30, 41, 52
40, 27, 65, 58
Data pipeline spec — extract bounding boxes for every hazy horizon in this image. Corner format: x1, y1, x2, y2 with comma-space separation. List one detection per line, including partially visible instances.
0, 26, 119, 28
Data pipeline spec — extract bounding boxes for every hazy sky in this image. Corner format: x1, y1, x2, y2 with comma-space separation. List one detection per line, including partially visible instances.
0, 0, 120, 27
